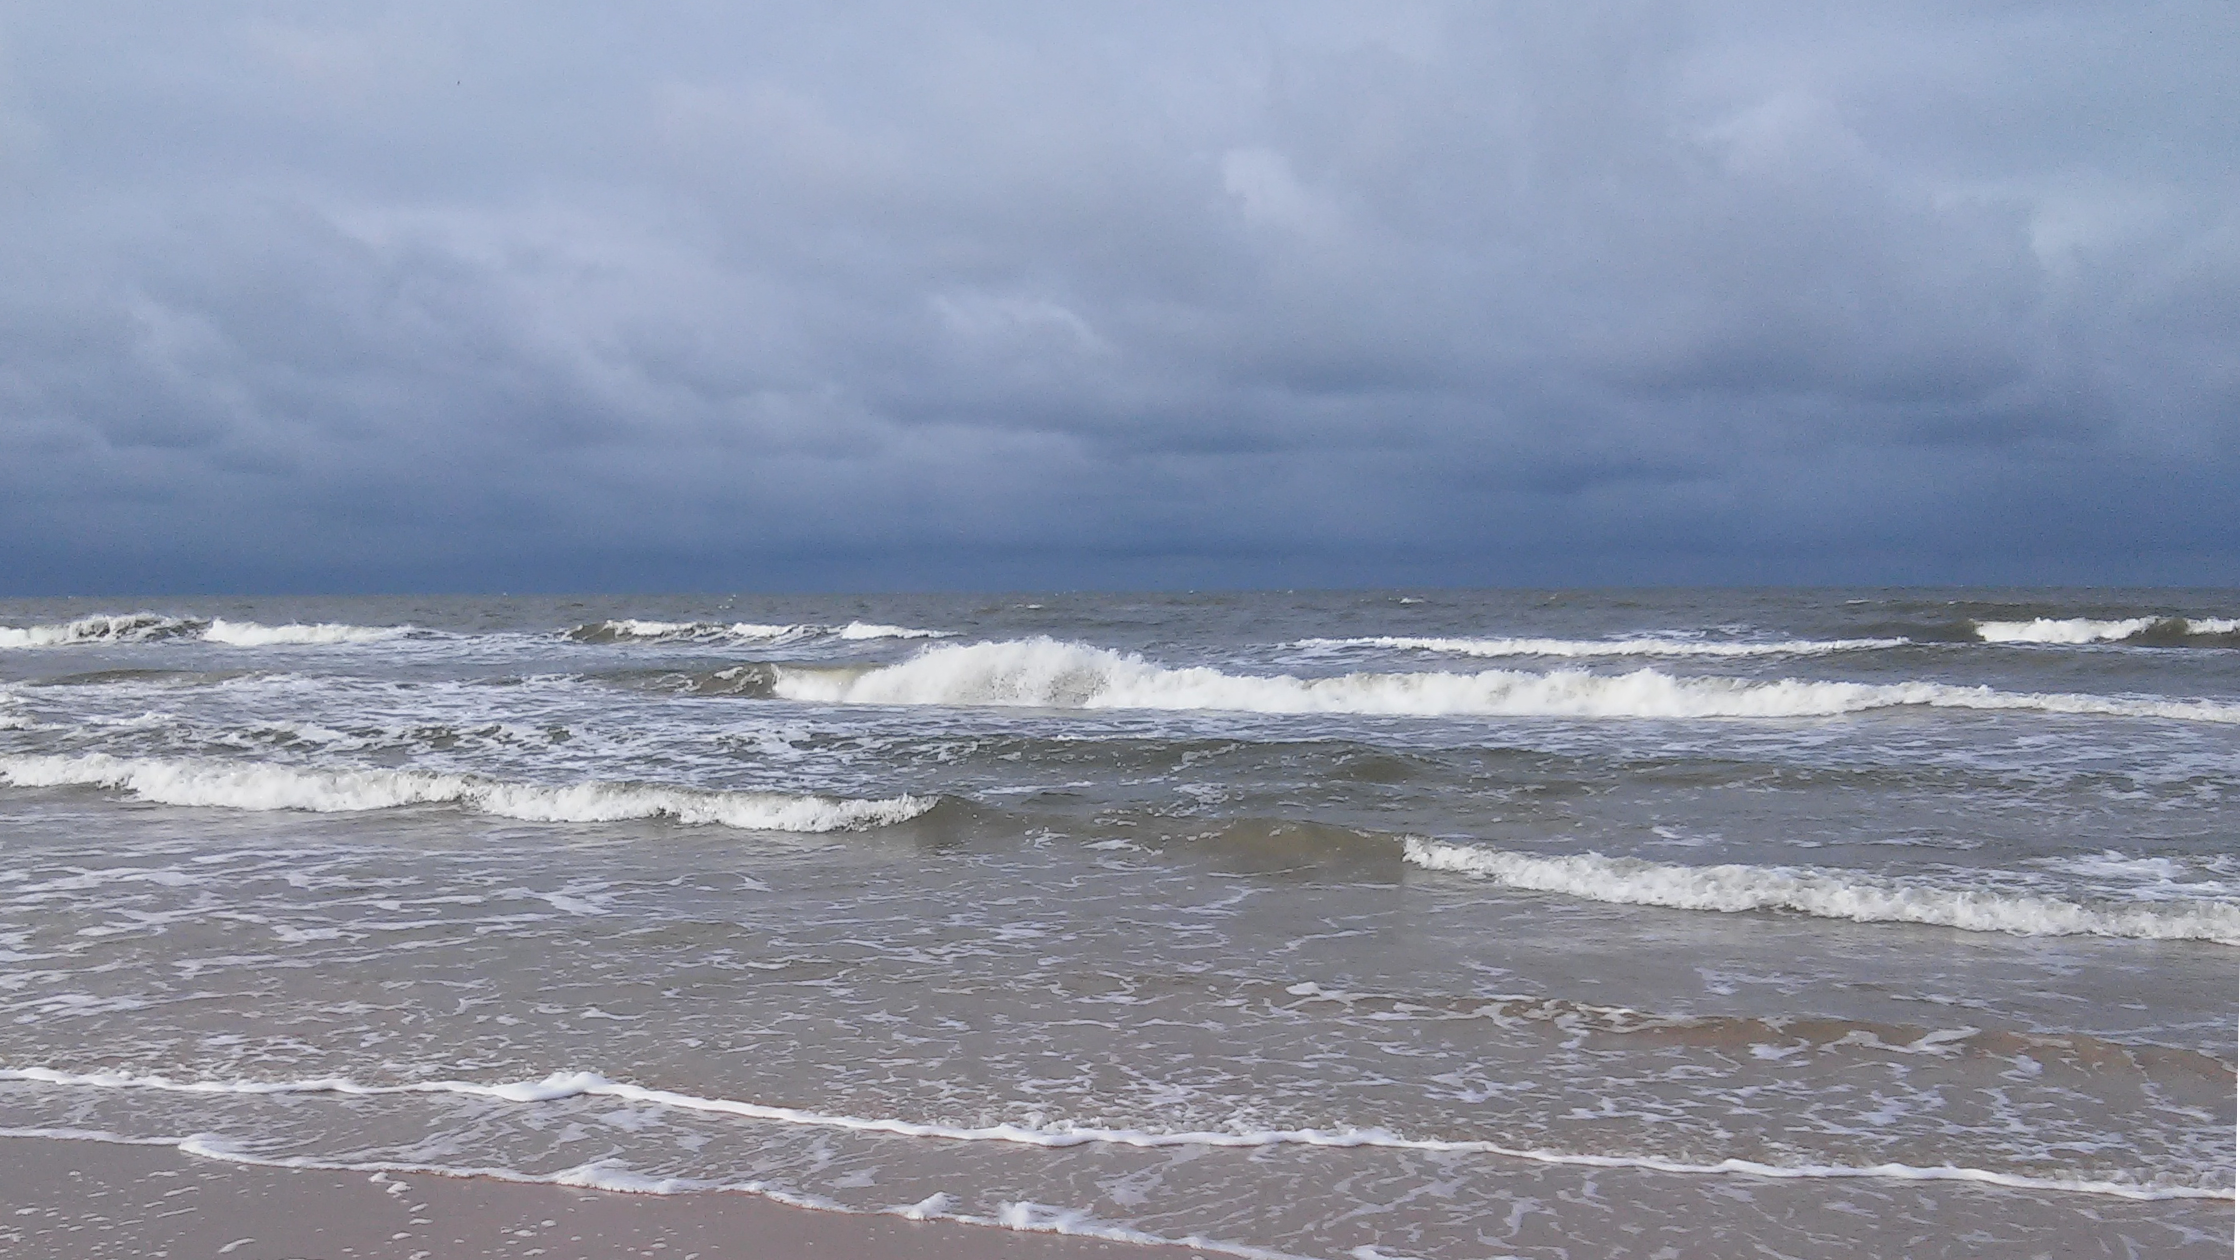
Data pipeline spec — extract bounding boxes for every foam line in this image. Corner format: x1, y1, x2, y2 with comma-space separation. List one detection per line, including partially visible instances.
768, 637, 2240, 723
0, 1067, 2223, 1202
0, 753, 931, 833
1296, 635, 1908, 659
0, 1119, 1299, 1260
570, 620, 950, 644
1401, 838, 2240, 945
835, 622, 952, 640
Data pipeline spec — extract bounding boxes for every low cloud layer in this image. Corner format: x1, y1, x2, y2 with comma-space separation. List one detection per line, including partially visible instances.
3, 2, 2234, 591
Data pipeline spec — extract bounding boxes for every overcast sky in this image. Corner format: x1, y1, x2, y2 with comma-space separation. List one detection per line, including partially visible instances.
2, 2, 2234, 593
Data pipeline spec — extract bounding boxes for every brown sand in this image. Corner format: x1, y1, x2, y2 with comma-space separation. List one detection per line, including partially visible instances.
0, 1136, 1214, 1260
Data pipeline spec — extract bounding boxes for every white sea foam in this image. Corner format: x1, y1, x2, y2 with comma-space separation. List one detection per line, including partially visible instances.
834, 621, 953, 640
726, 622, 805, 638
576, 619, 944, 643
0, 754, 931, 833
0, 1125, 1299, 1260
627, 619, 698, 636
0, 613, 197, 648
769, 637, 2240, 724
201, 619, 409, 646
0, 1066, 2221, 1202
0, 614, 414, 648
1975, 617, 2157, 644
1297, 635, 1908, 659
1973, 615, 2240, 644
1401, 838, 2240, 945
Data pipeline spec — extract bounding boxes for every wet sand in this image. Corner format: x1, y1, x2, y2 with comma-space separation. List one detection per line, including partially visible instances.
0, 1137, 1212, 1260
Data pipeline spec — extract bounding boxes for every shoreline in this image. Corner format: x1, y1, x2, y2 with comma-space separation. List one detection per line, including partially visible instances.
0, 1134, 1219, 1260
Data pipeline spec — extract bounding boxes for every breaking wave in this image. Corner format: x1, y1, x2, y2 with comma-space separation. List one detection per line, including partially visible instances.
1297, 635, 1908, 659
766, 637, 2240, 723
0, 614, 201, 648
0, 753, 932, 833
0, 614, 414, 648
1401, 838, 2240, 945
0, 1066, 2219, 1202
566, 619, 950, 645
200, 619, 411, 646
1973, 616, 2240, 646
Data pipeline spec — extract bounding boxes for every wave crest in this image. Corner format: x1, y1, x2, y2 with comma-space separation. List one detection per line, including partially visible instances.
566, 620, 949, 645
0, 615, 414, 648
1974, 616, 2240, 645
202, 619, 410, 646
1401, 837, 2240, 944
766, 637, 2240, 723
0, 614, 201, 648
0, 753, 931, 833
1297, 635, 1908, 659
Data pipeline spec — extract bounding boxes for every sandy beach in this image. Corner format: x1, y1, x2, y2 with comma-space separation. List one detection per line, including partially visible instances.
0, 1136, 1212, 1260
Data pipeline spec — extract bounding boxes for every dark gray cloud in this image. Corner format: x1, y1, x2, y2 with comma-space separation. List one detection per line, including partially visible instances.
2, 1, 2234, 592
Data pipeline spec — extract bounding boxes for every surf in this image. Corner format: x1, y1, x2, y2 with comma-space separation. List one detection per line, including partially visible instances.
763, 637, 2240, 723
1402, 837, 2240, 944
0, 753, 932, 833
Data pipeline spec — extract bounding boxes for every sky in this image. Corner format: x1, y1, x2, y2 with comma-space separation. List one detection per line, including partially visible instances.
1, 2, 2234, 593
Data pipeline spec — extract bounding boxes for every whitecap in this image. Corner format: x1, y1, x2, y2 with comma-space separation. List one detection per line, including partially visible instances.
0, 753, 932, 833
1974, 617, 2160, 644
1296, 635, 1908, 659
201, 619, 409, 646
768, 637, 2240, 724
834, 622, 953, 640
1972, 615, 2239, 645
0, 614, 198, 648
1401, 837, 2240, 945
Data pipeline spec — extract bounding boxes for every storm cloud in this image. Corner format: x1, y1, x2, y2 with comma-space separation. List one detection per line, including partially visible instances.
2, 2, 2234, 591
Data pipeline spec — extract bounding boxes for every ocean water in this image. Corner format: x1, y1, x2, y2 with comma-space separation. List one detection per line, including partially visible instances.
0, 588, 2232, 1258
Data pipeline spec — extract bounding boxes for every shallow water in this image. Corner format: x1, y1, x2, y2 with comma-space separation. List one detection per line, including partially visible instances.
1, 589, 2233, 1257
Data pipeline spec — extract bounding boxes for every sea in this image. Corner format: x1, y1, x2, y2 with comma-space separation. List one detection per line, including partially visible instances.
0, 588, 2233, 1258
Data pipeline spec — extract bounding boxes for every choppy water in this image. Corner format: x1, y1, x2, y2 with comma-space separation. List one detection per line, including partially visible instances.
1, 589, 2233, 1257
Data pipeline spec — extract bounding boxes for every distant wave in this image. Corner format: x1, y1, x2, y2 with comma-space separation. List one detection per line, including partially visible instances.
0, 1066, 2220, 1202
201, 619, 410, 646
0, 614, 201, 648
765, 637, 2240, 723
567, 619, 951, 645
1296, 635, 1908, 659
1402, 837, 2240, 945
1973, 616, 2240, 645
0, 614, 413, 649
0, 754, 931, 833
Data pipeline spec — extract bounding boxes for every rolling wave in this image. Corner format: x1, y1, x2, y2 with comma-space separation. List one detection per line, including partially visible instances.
567, 619, 951, 645
0, 753, 931, 832
0, 614, 414, 648
765, 637, 2240, 723
201, 619, 411, 646
0, 1066, 2219, 1202
0, 614, 201, 647
1973, 616, 2240, 645
1401, 837, 2240, 944
1296, 635, 1908, 659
